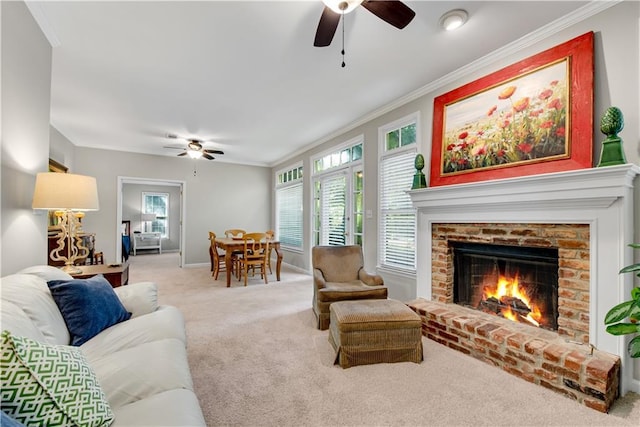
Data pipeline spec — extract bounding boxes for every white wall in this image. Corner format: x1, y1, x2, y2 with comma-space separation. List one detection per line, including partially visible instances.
0, 1, 53, 275
72, 147, 272, 266
49, 126, 76, 172
271, 1, 640, 302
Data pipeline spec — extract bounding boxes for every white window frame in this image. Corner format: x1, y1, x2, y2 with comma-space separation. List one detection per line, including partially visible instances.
377, 112, 419, 275
275, 163, 304, 251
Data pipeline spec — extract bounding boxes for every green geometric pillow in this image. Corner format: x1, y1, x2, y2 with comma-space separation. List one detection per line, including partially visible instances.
0, 330, 114, 427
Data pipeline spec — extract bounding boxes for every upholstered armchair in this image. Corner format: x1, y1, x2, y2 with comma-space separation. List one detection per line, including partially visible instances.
312, 245, 388, 330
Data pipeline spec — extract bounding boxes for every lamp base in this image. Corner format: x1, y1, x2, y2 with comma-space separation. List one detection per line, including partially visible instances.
60, 264, 83, 275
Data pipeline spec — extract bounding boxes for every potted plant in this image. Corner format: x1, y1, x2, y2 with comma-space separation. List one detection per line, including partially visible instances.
604, 243, 640, 357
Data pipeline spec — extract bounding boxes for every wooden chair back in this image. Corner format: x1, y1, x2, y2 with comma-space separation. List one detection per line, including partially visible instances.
225, 229, 246, 239
209, 231, 227, 280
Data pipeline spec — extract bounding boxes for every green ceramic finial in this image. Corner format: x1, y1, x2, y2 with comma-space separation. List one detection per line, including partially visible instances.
597, 106, 627, 167
411, 153, 427, 189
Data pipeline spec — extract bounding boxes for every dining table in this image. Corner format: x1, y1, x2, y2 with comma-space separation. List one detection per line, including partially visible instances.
214, 236, 283, 287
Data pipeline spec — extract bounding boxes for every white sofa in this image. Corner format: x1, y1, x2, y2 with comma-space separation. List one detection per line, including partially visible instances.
0, 265, 205, 426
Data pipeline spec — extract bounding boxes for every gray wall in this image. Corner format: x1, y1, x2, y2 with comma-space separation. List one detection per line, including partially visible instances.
271, 1, 640, 302
0, 1, 53, 275
123, 183, 181, 251
72, 147, 272, 266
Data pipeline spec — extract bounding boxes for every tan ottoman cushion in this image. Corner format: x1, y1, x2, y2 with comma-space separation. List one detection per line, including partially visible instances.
329, 299, 423, 368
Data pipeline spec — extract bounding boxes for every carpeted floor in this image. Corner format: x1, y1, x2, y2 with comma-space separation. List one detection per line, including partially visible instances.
129, 252, 640, 426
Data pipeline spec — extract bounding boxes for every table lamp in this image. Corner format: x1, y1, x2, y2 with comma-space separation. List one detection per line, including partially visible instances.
141, 213, 157, 232
32, 172, 100, 273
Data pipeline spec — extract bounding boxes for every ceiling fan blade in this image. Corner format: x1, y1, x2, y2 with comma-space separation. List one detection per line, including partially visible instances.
362, 0, 415, 29
314, 6, 341, 47
177, 152, 187, 157
163, 145, 184, 150
204, 149, 224, 155
203, 153, 214, 160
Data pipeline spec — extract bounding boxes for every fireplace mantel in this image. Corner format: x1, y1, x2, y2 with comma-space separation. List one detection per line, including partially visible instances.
409, 164, 640, 394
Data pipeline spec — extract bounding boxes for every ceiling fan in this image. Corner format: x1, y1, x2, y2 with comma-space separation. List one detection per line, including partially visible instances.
313, 0, 416, 47
164, 134, 224, 160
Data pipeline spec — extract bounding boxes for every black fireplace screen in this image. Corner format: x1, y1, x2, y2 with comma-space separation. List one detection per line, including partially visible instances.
452, 242, 559, 331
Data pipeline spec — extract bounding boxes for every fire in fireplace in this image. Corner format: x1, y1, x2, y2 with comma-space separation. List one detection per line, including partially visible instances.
452, 241, 559, 330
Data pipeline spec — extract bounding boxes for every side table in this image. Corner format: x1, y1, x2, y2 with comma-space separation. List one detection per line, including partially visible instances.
70, 262, 129, 288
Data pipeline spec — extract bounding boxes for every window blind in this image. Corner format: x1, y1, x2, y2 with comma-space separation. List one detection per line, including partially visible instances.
276, 183, 303, 249
379, 150, 416, 270
320, 174, 346, 246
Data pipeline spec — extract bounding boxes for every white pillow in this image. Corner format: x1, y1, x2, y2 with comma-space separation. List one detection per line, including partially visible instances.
113, 282, 158, 318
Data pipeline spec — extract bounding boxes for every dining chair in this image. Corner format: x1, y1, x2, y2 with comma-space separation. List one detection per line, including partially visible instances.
236, 232, 269, 286
209, 231, 228, 280
265, 230, 275, 274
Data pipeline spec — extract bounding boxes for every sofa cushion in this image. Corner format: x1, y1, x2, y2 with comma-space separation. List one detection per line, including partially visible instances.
87, 338, 195, 408
318, 281, 389, 301
112, 389, 205, 426
0, 274, 70, 345
0, 330, 113, 427
80, 306, 186, 361
47, 275, 131, 346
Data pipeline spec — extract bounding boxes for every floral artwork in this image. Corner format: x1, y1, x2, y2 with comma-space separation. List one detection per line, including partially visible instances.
442, 60, 568, 175
429, 32, 594, 187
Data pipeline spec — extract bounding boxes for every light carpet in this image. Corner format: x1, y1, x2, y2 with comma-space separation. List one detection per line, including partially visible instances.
128, 253, 640, 426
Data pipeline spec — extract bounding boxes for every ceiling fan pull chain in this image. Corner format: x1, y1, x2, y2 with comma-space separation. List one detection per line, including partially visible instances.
341, 10, 346, 68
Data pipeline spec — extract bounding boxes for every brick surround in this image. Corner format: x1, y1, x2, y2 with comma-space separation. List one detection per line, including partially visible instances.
431, 222, 590, 342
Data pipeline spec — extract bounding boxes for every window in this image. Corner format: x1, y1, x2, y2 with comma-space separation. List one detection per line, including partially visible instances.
312, 137, 363, 246
275, 165, 303, 250
378, 114, 418, 271
142, 192, 169, 238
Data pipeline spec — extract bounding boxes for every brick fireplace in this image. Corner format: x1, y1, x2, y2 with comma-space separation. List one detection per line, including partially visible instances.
408, 164, 639, 411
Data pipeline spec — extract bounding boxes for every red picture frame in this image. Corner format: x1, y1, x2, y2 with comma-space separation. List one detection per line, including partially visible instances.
430, 32, 593, 187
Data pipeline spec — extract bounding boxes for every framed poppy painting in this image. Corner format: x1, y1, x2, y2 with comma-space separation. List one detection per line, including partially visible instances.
430, 32, 593, 187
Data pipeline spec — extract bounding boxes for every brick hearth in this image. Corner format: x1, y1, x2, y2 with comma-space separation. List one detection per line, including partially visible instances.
408, 299, 620, 412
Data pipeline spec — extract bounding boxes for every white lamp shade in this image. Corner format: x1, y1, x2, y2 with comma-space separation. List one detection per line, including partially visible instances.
32, 173, 99, 211
141, 213, 157, 221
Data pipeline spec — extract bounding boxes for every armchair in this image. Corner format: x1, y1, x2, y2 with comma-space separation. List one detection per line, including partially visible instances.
312, 245, 388, 330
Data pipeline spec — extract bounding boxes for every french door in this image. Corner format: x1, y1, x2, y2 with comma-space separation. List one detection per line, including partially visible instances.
312, 166, 363, 246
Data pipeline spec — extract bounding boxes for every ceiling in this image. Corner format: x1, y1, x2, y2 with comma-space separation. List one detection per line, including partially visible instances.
28, 1, 592, 167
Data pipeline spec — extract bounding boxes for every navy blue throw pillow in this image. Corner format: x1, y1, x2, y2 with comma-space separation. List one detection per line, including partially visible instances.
47, 275, 131, 346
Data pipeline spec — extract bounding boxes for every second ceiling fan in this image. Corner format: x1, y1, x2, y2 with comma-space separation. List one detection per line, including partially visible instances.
313, 0, 416, 47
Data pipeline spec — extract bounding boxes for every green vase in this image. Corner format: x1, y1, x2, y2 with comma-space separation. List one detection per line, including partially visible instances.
597, 107, 627, 167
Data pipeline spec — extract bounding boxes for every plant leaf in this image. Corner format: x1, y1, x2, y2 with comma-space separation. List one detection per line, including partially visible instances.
628, 243, 640, 249
632, 287, 640, 301
629, 335, 640, 358
630, 302, 640, 322
620, 263, 640, 274
606, 323, 640, 335
605, 300, 635, 325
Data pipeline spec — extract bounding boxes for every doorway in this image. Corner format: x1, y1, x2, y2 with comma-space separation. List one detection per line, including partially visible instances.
116, 177, 186, 267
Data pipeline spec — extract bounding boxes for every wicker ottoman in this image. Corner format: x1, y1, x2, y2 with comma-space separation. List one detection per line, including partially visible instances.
329, 299, 423, 368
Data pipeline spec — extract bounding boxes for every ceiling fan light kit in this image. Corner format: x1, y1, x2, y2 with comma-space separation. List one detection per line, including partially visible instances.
187, 149, 203, 159
322, 0, 363, 14
439, 9, 468, 31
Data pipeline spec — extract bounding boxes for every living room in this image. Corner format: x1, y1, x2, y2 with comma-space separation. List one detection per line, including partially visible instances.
2, 0, 640, 425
